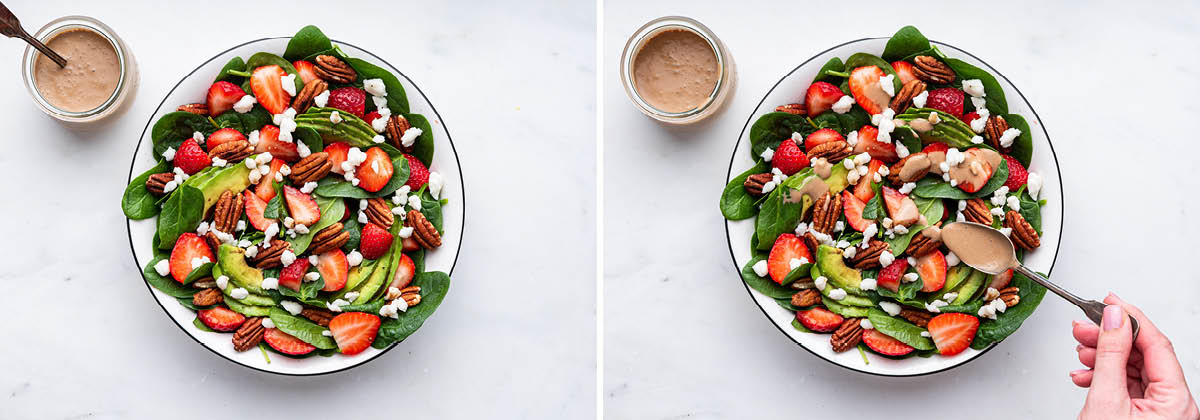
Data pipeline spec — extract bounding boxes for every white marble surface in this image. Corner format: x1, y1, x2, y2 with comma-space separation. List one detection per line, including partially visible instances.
0, 0, 594, 418
604, 0, 1200, 418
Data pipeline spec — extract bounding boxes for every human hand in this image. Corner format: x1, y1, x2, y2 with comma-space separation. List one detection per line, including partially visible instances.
1071, 293, 1199, 420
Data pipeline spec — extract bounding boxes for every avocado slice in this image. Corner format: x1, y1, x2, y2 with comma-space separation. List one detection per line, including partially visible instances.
352, 251, 392, 304
816, 245, 862, 291
822, 296, 871, 317
950, 269, 988, 305
942, 266, 973, 293
212, 263, 275, 309
811, 264, 873, 307
224, 296, 273, 317
217, 245, 266, 294
196, 164, 252, 214
823, 164, 851, 194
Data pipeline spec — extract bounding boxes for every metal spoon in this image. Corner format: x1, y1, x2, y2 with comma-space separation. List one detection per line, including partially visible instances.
940, 221, 1138, 341
0, 2, 67, 68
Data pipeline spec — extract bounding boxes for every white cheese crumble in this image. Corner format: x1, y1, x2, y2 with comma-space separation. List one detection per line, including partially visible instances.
878, 250, 895, 267
879, 301, 902, 316
789, 257, 808, 271
261, 318, 276, 329
879, 75, 896, 97
261, 277, 279, 290
962, 79, 986, 97
814, 276, 828, 291
860, 319, 874, 330
752, 260, 769, 277
281, 300, 303, 315
215, 275, 229, 290
346, 250, 363, 267
899, 182, 916, 194
829, 288, 848, 300
233, 95, 257, 113
231, 288, 249, 300
831, 95, 855, 114
902, 272, 919, 283
911, 90, 928, 108
162, 147, 176, 161
860, 278, 878, 291
154, 260, 171, 276
363, 78, 387, 97
329, 110, 343, 124
400, 127, 423, 148
946, 252, 960, 267
760, 147, 774, 162
313, 90, 330, 108
1027, 173, 1043, 199
998, 128, 1021, 148
428, 172, 444, 199
398, 226, 415, 238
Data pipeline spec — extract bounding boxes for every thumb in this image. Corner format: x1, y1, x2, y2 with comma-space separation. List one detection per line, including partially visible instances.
1085, 304, 1134, 406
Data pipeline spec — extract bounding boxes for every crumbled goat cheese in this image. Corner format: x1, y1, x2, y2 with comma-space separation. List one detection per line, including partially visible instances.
829, 288, 848, 300
313, 90, 330, 107
814, 276, 828, 290
363, 78, 387, 97
233, 95, 257, 113
962, 79, 986, 97
346, 250, 363, 267
1027, 173, 1043, 199
400, 127, 423, 148
998, 128, 1021, 148
162, 147, 176, 161
879, 75, 895, 97
329, 110, 343, 124
879, 301, 902, 316
860, 278, 878, 291
911, 90, 928, 108
154, 260, 171, 276
760, 147, 774, 162
231, 288, 249, 300
215, 275, 229, 290
860, 319, 874, 330
832, 95, 856, 114
946, 252, 960, 267
261, 277, 279, 290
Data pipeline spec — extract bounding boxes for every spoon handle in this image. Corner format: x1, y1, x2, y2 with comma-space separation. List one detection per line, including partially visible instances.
18, 30, 67, 68
1013, 265, 1139, 341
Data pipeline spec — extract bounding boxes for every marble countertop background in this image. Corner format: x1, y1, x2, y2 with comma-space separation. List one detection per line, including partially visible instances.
0, 0, 594, 418
603, 0, 1200, 418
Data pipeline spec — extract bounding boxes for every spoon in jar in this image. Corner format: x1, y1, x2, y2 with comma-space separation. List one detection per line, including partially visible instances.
0, 2, 67, 68
939, 221, 1138, 341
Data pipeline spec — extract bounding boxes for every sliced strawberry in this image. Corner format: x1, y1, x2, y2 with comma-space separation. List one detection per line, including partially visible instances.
325, 142, 351, 174
197, 306, 246, 331
249, 65, 291, 115
1001, 154, 1028, 191
962, 112, 980, 126
772, 138, 809, 176
796, 307, 843, 332
921, 142, 949, 154
766, 234, 813, 284
877, 259, 909, 292
328, 312, 381, 355
401, 237, 420, 253
925, 88, 965, 120
862, 329, 914, 356
916, 250, 948, 292
404, 154, 429, 190
389, 253, 416, 290
841, 190, 872, 232
927, 313, 980, 356
206, 81, 246, 117
283, 186, 321, 226
317, 250, 349, 292
848, 66, 890, 115
803, 128, 845, 152
174, 139, 211, 175
169, 232, 215, 283
206, 128, 247, 153
292, 60, 319, 85
882, 186, 920, 226
804, 81, 843, 116
243, 190, 275, 231
851, 125, 899, 163
279, 258, 310, 291
254, 159, 285, 201
253, 125, 299, 162
988, 269, 1013, 290
957, 149, 995, 193
327, 87, 367, 119
356, 147, 394, 193
363, 111, 383, 128
359, 223, 394, 260
891, 61, 917, 85
263, 327, 315, 355
852, 159, 885, 202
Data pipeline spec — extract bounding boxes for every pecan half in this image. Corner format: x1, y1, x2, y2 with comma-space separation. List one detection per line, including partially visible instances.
743, 173, 772, 196
386, 285, 423, 307
791, 289, 822, 308
205, 231, 222, 255
247, 239, 291, 269
211, 190, 244, 234
889, 80, 927, 113
1005, 210, 1041, 250
192, 288, 224, 306
309, 223, 350, 255
899, 308, 934, 328
831, 318, 864, 352
802, 232, 821, 257
314, 55, 357, 84
145, 173, 175, 196
846, 240, 889, 269
810, 193, 842, 234
289, 152, 332, 185
775, 103, 806, 115
984, 116, 1011, 152
912, 56, 955, 84
291, 79, 329, 114
177, 103, 209, 115
362, 197, 395, 229
300, 308, 335, 327
208, 140, 254, 163
806, 140, 852, 162
384, 115, 413, 150
407, 210, 442, 249
998, 286, 1021, 307
963, 198, 994, 225
233, 317, 265, 352
904, 224, 943, 257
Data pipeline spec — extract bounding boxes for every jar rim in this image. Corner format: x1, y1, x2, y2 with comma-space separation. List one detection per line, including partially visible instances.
22, 15, 130, 120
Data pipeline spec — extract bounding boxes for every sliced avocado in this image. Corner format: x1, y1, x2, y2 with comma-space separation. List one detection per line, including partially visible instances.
822, 296, 871, 317
224, 297, 272, 317
951, 269, 988, 305
353, 252, 392, 304
343, 262, 373, 294
211, 263, 275, 309
197, 164, 252, 214
816, 245, 862, 291
823, 164, 851, 194
942, 266, 973, 293
217, 245, 265, 294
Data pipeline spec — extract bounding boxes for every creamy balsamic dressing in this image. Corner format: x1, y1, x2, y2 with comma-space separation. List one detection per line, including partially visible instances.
784, 176, 829, 204
811, 157, 832, 179
632, 29, 719, 113
940, 222, 1017, 274
34, 28, 120, 112
895, 148, 1002, 190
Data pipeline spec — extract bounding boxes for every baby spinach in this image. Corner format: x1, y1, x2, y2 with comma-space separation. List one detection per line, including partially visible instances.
944, 58, 1008, 115
269, 307, 336, 349
862, 182, 885, 220
721, 160, 769, 220
243, 52, 304, 93
151, 112, 216, 156
193, 317, 216, 332
142, 256, 199, 298
1003, 113, 1034, 167
288, 197, 345, 254
339, 299, 386, 314
812, 107, 871, 135
345, 57, 410, 114
123, 160, 170, 219
971, 271, 1047, 349
843, 53, 902, 93
754, 183, 809, 250
404, 113, 435, 166
813, 57, 848, 84
215, 56, 248, 83
183, 262, 214, 285
341, 216, 361, 251
213, 106, 271, 134
1018, 188, 1042, 234
420, 189, 444, 233
912, 158, 1009, 199
372, 271, 450, 349
740, 255, 795, 299
882, 26, 931, 62
884, 196, 944, 255
791, 318, 813, 333
263, 182, 286, 219
867, 308, 935, 350
156, 185, 205, 249
283, 25, 333, 61
748, 112, 808, 160
313, 156, 411, 199
296, 126, 324, 155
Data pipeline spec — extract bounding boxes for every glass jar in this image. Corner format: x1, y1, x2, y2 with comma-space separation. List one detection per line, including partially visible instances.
21, 15, 138, 125
620, 16, 736, 125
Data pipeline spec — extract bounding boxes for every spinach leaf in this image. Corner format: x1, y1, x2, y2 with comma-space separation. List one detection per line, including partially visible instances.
156, 185, 205, 249
867, 308, 935, 350
754, 184, 808, 250
213, 106, 271, 134
836, 108, 871, 134
882, 26, 931, 62
740, 255, 795, 299
296, 126, 324, 156
143, 256, 199, 298
269, 307, 336, 349
944, 58, 1008, 115
843, 53, 903, 93
193, 317, 216, 332
748, 112, 808, 160
183, 262, 214, 285
419, 189, 443, 233
372, 271, 450, 348
344, 58, 409, 114
885, 196, 944, 255
283, 25, 333, 61
176, 297, 212, 311
1003, 114, 1033, 167
912, 158, 1009, 199
721, 160, 768, 220
813, 57, 848, 84
791, 318, 813, 333
263, 182, 286, 219
215, 56, 248, 83
300, 277, 325, 301
341, 216, 361, 251
151, 112, 216, 156
1017, 187, 1042, 234
971, 271, 1047, 349
862, 182, 885, 220
243, 52, 304, 94
404, 113, 435, 166
313, 156, 410, 199
288, 196, 345, 254
123, 160, 170, 219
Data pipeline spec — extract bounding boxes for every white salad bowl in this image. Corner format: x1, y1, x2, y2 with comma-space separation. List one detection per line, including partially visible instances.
724, 38, 1061, 376
125, 37, 464, 376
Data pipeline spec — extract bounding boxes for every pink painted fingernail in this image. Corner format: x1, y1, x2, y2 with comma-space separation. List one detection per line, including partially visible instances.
1102, 305, 1124, 331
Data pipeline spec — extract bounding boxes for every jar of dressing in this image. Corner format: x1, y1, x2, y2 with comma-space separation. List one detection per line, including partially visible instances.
620, 16, 735, 124
21, 16, 138, 124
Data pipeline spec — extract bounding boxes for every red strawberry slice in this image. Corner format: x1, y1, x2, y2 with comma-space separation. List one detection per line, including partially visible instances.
174, 139, 211, 175
1001, 154, 1028, 191
862, 329, 914, 356
206, 81, 246, 117
891, 61, 917, 85
249, 65, 291, 115
851, 125, 899, 163
882, 186, 920, 226
279, 258, 310, 291
925, 88, 965, 120
927, 313, 980, 356
921, 142, 949, 154
197, 306, 246, 331
243, 190, 275, 231
848, 66, 890, 115
988, 269, 1013, 290
852, 159, 885, 202
363, 111, 383, 127
916, 250, 948, 292
841, 190, 872, 232
325, 142, 351, 174
766, 234, 813, 285
772, 138, 809, 176
263, 328, 315, 355
804, 81, 843, 116
796, 307, 843, 332
169, 232, 215, 283
318, 250, 349, 292
962, 111, 980, 126
327, 87, 367, 119
401, 237, 420, 252
253, 125, 299, 162
804, 128, 845, 152
283, 186, 321, 226
328, 312, 381, 355
292, 60, 319, 85
359, 223, 394, 260
206, 128, 247, 153
404, 154, 429, 190
877, 259, 909, 292
389, 253, 416, 290
956, 149, 995, 193
254, 158, 285, 201
356, 147, 394, 193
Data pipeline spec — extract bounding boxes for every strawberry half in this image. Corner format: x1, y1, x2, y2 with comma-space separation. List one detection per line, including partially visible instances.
916, 250, 948, 292
804, 128, 845, 152
877, 259, 909, 292
359, 223, 394, 260
169, 233, 215, 283
254, 158, 285, 201
772, 138, 809, 176
1001, 154, 1028, 191
328, 312, 381, 355
325, 142, 351, 174
283, 186, 321, 226
404, 154, 429, 190
962, 112, 980, 126
766, 234, 813, 285
197, 306, 246, 331
389, 253, 416, 290
253, 125, 299, 163
318, 250, 349, 292
882, 186, 919, 227
250, 65, 291, 115
927, 313, 980, 356
848, 66, 891, 115
292, 60, 319, 85
327, 87, 367, 119
862, 329, 914, 356
356, 147, 394, 193
804, 81, 843, 116
206, 81, 246, 117
174, 139, 211, 175
401, 237, 420, 253
279, 258, 310, 291
852, 125, 899, 163
796, 307, 843, 332
921, 142, 949, 154
989, 269, 1014, 290
243, 190, 275, 231
891, 61, 917, 85
263, 327, 315, 355
841, 190, 872, 232
206, 128, 246, 153
852, 159, 885, 202
925, 88, 965, 120
957, 149, 995, 193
